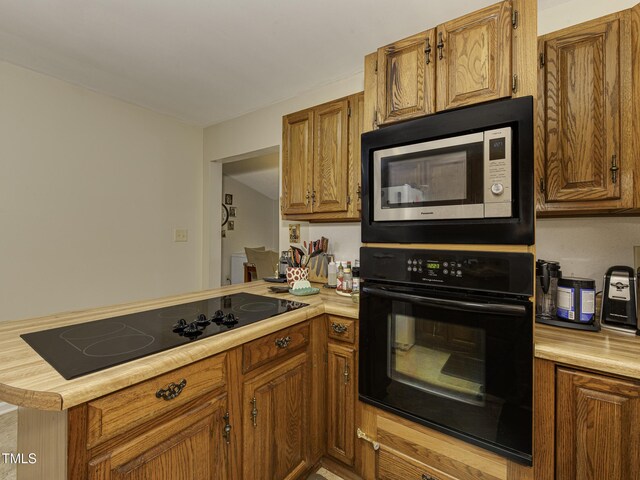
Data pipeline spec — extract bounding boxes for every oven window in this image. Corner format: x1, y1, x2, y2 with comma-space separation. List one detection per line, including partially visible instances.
388, 309, 486, 407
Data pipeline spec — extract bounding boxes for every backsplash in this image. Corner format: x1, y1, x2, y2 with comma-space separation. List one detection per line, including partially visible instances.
537, 217, 640, 291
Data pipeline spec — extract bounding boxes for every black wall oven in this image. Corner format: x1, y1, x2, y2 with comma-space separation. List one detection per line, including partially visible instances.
361, 96, 534, 245
359, 247, 534, 465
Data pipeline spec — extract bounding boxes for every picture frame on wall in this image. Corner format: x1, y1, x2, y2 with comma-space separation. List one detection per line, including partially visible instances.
229, 207, 237, 217
224, 194, 233, 205
228, 221, 234, 231
289, 223, 300, 243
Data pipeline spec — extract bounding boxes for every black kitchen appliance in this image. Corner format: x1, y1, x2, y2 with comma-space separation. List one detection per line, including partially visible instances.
361, 96, 534, 245
358, 247, 534, 465
535, 259, 561, 322
21, 293, 307, 380
601, 266, 638, 333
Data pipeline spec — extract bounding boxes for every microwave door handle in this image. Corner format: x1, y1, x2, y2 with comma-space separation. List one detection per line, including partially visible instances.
361, 285, 526, 316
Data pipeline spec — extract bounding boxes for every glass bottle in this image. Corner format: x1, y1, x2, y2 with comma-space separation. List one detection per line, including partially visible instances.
336, 262, 344, 292
352, 259, 360, 293
343, 261, 353, 293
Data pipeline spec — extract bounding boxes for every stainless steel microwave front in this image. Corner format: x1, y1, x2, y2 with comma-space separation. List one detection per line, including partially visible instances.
372, 128, 512, 222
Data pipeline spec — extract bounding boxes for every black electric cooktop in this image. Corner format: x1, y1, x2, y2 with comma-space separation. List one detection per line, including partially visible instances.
21, 293, 308, 380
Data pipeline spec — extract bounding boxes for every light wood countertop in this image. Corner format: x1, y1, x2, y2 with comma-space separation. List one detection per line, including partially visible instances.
535, 323, 640, 380
0, 282, 357, 411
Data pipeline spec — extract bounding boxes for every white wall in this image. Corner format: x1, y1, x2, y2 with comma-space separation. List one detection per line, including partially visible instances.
220, 176, 278, 284
0, 60, 204, 322
203, 73, 364, 273
538, 0, 638, 35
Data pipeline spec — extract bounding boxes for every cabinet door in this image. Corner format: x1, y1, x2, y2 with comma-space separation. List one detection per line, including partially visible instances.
282, 110, 313, 214
243, 353, 309, 480
436, 1, 512, 111
377, 29, 436, 125
354, 92, 364, 214
88, 393, 229, 480
312, 99, 349, 213
327, 343, 356, 465
556, 368, 640, 479
541, 15, 625, 206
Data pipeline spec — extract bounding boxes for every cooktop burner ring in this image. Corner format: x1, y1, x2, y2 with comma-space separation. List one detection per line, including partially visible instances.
233, 301, 277, 313
60, 321, 127, 341
157, 306, 200, 319
82, 333, 155, 357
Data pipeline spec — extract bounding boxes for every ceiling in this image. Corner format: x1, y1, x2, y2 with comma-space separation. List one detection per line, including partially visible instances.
223, 153, 279, 200
0, 0, 567, 127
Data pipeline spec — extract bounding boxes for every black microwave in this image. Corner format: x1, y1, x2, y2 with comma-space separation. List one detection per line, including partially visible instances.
361, 97, 534, 245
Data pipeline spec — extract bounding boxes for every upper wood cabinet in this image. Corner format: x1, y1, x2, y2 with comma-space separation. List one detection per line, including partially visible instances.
369, 0, 526, 128
282, 92, 364, 222
536, 10, 637, 214
436, 1, 512, 111
377, 29, 436, 124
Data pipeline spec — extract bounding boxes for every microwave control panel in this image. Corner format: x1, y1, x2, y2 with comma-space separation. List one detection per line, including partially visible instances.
361, 247, 533, 296
483, 127, 512, 218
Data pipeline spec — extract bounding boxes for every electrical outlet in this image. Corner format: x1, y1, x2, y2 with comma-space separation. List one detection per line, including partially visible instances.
174, 229, 188, 242
634, 245, 640, 273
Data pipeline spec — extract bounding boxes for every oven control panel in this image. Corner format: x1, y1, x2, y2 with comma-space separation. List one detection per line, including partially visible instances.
362, 247, 533, 296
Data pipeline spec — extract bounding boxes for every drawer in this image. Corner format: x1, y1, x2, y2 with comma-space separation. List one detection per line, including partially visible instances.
327, 315, 356, 344
243, 322, 309, 372
87, 353, 227, 448
378, 447, 458, 480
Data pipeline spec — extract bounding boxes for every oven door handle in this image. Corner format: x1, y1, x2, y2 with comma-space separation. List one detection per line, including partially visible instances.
362, 285, 527, 316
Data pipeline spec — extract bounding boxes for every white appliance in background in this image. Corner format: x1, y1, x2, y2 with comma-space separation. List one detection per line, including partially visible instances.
394, 313, 415, 351
230, 253, 247, 284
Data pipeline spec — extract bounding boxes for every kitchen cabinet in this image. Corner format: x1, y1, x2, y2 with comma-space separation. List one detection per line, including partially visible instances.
282, 92, 363, 222
369, 0, 525, 127
326, 316, 357, 466
356, 404, 532, 480
68, 353, 234, 480
535, 359, 640, 479
536, 9, 637, 214
242, 352, 310, 480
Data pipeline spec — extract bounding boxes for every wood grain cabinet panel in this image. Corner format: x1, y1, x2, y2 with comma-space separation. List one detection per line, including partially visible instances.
282, 93, 363, 222
282, 110, 314, 215
242, 322, 309, 373
377, 29, 436, 124
436, 1, 512, 112
242, 352, 309, 480
537, 10, 636, 214
87, 393, 230, 480
556, 368, 640, 480
326, 342, 356, 466
313, 99, 349, 213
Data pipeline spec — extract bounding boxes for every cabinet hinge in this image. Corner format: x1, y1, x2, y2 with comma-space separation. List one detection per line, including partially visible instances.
374, 59, 378, 74
539, 178, 546, 194
512, 10, 519, 29
347, 106, 351, 117
512, 74, 518, 93
539, 52, 545, 68
347, 195, 352, 205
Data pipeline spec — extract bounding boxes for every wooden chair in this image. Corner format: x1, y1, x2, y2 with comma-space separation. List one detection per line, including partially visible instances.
244, 247, 279, 281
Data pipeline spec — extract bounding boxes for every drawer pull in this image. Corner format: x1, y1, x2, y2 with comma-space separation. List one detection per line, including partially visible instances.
274, 336, 291, 349
422, 474, 439, 480
331, 322, 348, 334
155, 379, 187, 401
222, 412, 231, 444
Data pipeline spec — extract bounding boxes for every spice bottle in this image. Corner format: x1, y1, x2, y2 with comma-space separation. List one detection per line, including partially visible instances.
336, 262, 344, 292
343, 261, 353, 293
352, 259, 360, 293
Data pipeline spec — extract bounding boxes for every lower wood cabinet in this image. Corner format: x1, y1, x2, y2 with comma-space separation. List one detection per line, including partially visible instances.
327, 342, 356, 465
87, 392, 229, 480
555, 366, 640, 479
241, 352, 310, 480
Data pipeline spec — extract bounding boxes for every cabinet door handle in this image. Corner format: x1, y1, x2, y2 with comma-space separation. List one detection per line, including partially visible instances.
356, 184, 361, 198
250, 397, 258, 427
155, 379, 187, 401
275, 336, 291, 349
610, 154, 619, 183
424, 38, 432, 65
437, 32, 444, 60
305, 190, 310, 206
343, 363, 350, 384
422, 474, 440, 480
311, 190, 316, 205
331, 322, 348, 334
222, 412, 231, 444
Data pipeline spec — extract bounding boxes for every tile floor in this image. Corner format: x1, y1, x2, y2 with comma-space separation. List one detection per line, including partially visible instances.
0, 409, 17, 480
308, 467, 346, 480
